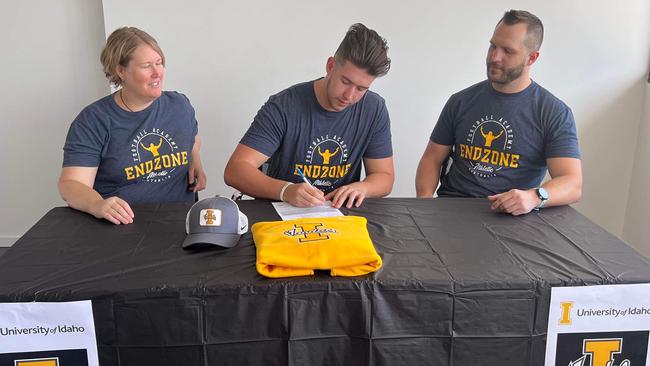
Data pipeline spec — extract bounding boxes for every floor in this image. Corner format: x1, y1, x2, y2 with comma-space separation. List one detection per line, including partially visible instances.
0, 247, 8, 257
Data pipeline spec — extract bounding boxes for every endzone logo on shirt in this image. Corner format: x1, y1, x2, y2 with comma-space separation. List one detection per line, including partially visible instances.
124, 128, 189, 183
460, 114, 519, 178
297, 135, 351, 190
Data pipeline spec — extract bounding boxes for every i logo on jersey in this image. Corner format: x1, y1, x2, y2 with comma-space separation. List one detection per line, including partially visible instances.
123, 128, 189, 183
294, 135, 351, 192
283, 222, 337, 243
555, 331, 649, 366
458, 115, 521, 178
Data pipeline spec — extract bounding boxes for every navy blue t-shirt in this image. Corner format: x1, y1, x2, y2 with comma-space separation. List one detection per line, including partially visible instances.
240, 80, 392, 193
63, 91, 198, 203
431, 80, 580, 197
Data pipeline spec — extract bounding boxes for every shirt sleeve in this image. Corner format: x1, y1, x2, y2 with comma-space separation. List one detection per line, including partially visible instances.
364, 99, 393, 159
62, 109, 107, 167
181, 93, 199, 137
544, 105, 581, 159
430, 95, 458, 146
239, 96, 287, 158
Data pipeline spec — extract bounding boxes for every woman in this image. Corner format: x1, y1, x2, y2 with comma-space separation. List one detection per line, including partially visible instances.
58, 27, 206, 225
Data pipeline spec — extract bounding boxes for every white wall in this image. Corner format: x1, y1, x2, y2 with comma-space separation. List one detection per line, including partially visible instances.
1, 1, 649, 255
0, 0, 108, 246
554, 2, 650, 238
623, 80, 650, 258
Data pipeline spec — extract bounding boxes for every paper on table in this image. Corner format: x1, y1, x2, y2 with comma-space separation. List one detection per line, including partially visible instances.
272, 201, 344, 221
0, 300, 99, 365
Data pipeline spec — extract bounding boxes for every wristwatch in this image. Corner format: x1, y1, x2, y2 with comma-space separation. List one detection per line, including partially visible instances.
534, 187, 549, 210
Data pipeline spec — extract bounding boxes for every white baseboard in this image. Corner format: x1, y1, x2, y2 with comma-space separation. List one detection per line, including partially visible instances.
0, 236, 18, 247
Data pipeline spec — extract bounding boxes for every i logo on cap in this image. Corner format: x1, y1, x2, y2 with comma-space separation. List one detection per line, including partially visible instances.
183, 197, 248, 249
201, 209, 222, 226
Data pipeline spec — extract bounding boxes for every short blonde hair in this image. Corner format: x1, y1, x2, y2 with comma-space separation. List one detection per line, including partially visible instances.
100, 27, 165, 87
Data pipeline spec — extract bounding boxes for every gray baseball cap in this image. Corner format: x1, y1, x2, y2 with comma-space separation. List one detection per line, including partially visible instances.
183, 197, 248, 249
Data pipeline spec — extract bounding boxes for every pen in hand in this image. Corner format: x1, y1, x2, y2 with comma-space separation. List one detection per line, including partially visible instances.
296, 167, 326, 205
296, 167, 313, 186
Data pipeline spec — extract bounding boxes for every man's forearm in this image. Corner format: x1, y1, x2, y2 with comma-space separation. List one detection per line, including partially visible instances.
415, 161, 441, 197
540, 175, 582, 207
361, 171, 394, 198
224, 161, 288, 200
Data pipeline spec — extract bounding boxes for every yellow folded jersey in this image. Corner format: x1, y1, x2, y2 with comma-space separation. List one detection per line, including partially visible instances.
252, 216, 382, 278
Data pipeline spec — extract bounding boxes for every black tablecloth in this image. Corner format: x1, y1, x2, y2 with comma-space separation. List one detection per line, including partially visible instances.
1, 198, 649, 365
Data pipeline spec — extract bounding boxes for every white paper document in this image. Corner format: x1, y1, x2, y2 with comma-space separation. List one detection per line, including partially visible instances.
272, 201, 344, 221
0, 300, 99, 365
545, 283, 650, 366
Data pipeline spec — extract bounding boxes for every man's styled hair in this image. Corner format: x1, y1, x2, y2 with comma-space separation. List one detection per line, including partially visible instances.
498, 10, 544, 51
334, 23, 391, 77
100, 27, 165, 87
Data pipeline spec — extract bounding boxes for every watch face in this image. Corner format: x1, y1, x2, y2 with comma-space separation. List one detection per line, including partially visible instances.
538, 187, 549, 200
